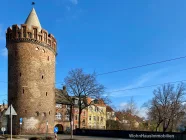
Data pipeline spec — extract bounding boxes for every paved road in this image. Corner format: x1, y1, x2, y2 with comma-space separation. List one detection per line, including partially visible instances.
17, 134, 134, 140
57, 134, 132, 140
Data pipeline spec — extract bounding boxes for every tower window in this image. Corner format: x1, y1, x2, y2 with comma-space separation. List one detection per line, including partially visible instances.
20, 73, 21, 77
25, 110, 27, 113
36, 111, 39, 116
42, 49, 45, 53
42, 75, 44, 79
46, 92, 47, 96
42, 112, 46, 117
49, 111, 50, 115
23, 88, 24, 94
47, 56, 49, 61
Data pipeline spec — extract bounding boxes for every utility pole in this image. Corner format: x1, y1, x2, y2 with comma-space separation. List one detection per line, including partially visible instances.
5, 105, 17, 140
46, 120, 48, 137
70, 104, 74, 139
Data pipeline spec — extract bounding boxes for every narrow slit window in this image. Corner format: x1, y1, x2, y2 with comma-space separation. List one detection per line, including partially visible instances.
20, 73, 21, 77
36, 111, 39, 116
42, 75, 44, 79
23, 88, 24, 94
47, 56, 49, 61
49, 111, 50, 115
46, 92, 47, 96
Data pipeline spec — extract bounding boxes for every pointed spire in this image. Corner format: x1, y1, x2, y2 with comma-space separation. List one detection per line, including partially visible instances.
25, 8, 42, 32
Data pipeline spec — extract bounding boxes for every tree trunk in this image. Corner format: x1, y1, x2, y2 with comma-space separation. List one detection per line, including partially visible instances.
155, 122, 161, 132
78, 106, 82, 129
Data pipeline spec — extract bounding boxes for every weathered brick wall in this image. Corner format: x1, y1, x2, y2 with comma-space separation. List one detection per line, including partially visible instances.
7, 25, 57, 134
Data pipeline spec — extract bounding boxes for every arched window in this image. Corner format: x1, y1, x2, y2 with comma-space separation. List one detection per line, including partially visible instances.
55, 112, 62, 120
35, 111, 39, 117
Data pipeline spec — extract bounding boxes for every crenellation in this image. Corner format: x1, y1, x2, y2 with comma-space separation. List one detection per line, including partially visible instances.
6, 24, 57, 55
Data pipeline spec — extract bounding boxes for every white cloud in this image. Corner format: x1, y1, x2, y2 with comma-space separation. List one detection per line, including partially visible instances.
107, 69, 165, 97
137, 107, 148, 119
119, 102, 127, 109
0, 48, 7, 56
70, 0, 78, 5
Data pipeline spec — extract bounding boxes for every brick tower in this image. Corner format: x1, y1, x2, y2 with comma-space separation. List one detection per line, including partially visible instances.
6, 7, 57, 134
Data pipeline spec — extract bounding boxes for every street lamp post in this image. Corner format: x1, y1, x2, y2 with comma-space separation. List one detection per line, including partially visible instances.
46, 120, 48, 137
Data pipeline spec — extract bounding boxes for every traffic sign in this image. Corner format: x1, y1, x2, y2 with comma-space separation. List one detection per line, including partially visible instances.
20, 118, 23, 123
5, 105, 17, 115
1, 127, 6, 132
54, 127, 58, 133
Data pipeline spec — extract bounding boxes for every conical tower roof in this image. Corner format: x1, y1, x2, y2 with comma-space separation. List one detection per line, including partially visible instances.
25, 8, 42, 32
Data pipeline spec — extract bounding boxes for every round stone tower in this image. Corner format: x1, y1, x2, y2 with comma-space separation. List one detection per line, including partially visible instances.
6, 8, 57, 134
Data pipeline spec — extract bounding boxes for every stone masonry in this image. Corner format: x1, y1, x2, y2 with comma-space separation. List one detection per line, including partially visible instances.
6, 8, 57, 134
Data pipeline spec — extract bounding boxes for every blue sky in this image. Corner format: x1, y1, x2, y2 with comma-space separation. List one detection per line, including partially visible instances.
1, 0, 186, 117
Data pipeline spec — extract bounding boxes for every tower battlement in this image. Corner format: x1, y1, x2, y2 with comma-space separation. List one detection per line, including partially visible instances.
6, 24, 57, 55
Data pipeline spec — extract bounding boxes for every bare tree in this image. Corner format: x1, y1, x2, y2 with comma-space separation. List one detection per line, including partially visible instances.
146, 83, 186, 132
125, 97, 138, 116
64, 68, 109, 128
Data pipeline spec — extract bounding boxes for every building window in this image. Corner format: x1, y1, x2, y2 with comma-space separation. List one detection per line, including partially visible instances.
46, 92, 47, 96
65, 114, 70, 121
74, 99, 78, 105
93, 116, 96, 121
56, 104, 62, 108
23, 88, 24, 94
56, 113, 62, 120
47, 56, 49, 61
42, 49, 45, 53
42, 75, 44, 79
25, 110, 27, 113
49, 111, 50, 115
89, 116, 91, 121
75, 115, 78, 121
101, 117, 103, 122
20, 73, 21, 77
33, 28, 37, 39
36, 111, 39, 116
